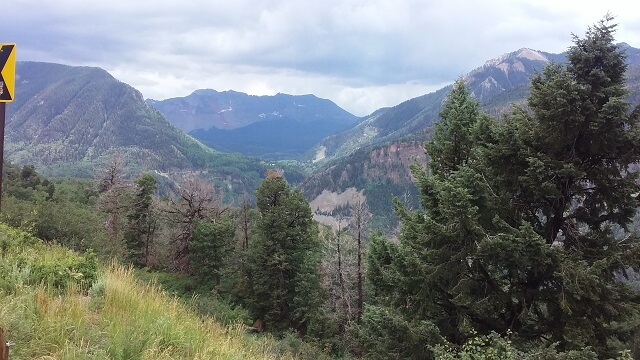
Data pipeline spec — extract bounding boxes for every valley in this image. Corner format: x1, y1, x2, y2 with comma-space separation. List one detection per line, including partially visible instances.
5, 43, 640, 233
2, 23, 640, 358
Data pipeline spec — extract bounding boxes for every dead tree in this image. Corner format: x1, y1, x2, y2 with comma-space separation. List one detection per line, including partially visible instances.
350, 193, 370, 323
165, 177, 227, 272
97, 154, 131, 256
335, 215, 350, 324
236, 197, 253, 251
320, 214, 360, 334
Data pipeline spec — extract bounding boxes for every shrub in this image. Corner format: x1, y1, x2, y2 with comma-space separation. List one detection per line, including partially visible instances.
1, 223, 98, 293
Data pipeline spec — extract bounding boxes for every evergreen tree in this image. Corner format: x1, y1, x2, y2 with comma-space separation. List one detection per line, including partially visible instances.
477, 16, 640, 355
425, 78, 492, 176
190, 217, 235, 286
123, 173, 157, 266
246, 172, 323, 334
217, 201, 259, 304
365, 17, 640, 358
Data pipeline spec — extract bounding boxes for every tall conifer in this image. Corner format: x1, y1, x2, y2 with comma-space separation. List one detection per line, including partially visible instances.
247, 174, 323, 334
365, 16, 640, 358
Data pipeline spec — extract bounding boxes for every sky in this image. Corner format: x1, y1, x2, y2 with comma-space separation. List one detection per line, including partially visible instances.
2, 1, 640, 116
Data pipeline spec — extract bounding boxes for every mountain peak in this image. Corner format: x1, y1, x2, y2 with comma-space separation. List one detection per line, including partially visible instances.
462, 47, 558, 101
192, 89, 219, 96
482, 48, 549, 68
514, 48, 549, 62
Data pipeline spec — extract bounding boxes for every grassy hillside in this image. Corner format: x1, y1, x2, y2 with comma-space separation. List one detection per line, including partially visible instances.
0, 223, 301, 359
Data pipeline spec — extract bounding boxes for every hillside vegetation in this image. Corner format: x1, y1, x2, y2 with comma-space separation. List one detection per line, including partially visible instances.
7, 62, 215, 176
0, 223, 300, 359
2, 15, 640, 360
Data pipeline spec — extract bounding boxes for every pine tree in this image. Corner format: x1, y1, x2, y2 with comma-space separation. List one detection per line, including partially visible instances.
246, 173, 323, 334
390, 77, 497, 345
123, 173, 157, 266
476, 16, 640, 355
190, 217, 235, 286
425, 78, 492, 176
365, 16, 640, 358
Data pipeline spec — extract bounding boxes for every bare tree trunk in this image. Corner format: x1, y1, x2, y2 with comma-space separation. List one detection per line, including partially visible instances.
351, 193, 370, 323
238, 200, 252, 250
335, 216, 349, 326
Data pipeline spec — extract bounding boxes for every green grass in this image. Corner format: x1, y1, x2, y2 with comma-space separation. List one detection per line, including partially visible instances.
0, 223, 295, 359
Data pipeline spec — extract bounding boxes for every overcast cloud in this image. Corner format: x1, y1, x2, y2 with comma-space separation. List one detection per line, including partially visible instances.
3, 0, 639, 116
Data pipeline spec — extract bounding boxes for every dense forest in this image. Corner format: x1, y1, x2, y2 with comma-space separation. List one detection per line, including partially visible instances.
2, 16, 640, 359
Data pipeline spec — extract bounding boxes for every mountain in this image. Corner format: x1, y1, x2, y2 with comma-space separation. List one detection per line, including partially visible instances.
303, 44, 640, 233
310, 87, 450, 162
3, 62, 289, 200
147, 90, 360, 160
5, 62, 216, 176
465, 48, 565, 101
311, 48, 567, 164
148, 90, 359, 132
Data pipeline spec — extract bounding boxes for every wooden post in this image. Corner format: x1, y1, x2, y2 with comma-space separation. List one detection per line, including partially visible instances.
0, 327, 8, 360
0, 101, 5, 213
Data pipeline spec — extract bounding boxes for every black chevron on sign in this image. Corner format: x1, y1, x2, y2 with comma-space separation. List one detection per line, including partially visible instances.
0, 44, 14, 100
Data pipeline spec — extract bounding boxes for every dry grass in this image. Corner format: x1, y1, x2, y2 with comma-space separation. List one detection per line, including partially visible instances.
0, 224, 293, 360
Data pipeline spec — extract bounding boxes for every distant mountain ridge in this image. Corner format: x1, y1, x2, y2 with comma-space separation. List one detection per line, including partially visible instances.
147, 90, 360, 159
148, 90, 358, 132
310, 45, 640, 165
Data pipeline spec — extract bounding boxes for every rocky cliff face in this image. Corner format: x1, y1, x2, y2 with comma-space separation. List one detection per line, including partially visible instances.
301, 141, 425, 231
363, 142, 426, 184
464, 48, 559, 101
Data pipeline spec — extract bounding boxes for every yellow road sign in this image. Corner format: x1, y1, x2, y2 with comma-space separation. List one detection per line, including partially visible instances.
0, 44, 16, 102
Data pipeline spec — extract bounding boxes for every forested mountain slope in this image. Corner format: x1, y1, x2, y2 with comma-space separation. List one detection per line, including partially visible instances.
310, 45, 640, 165
304, 43, 640, 232
5, 62, 214, 176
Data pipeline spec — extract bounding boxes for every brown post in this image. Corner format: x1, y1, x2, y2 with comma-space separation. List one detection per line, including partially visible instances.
0, 101, 5, 213
0, 326, 8, 360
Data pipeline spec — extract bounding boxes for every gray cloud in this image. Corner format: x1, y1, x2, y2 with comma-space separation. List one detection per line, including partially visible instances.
3, 0, 640, 115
